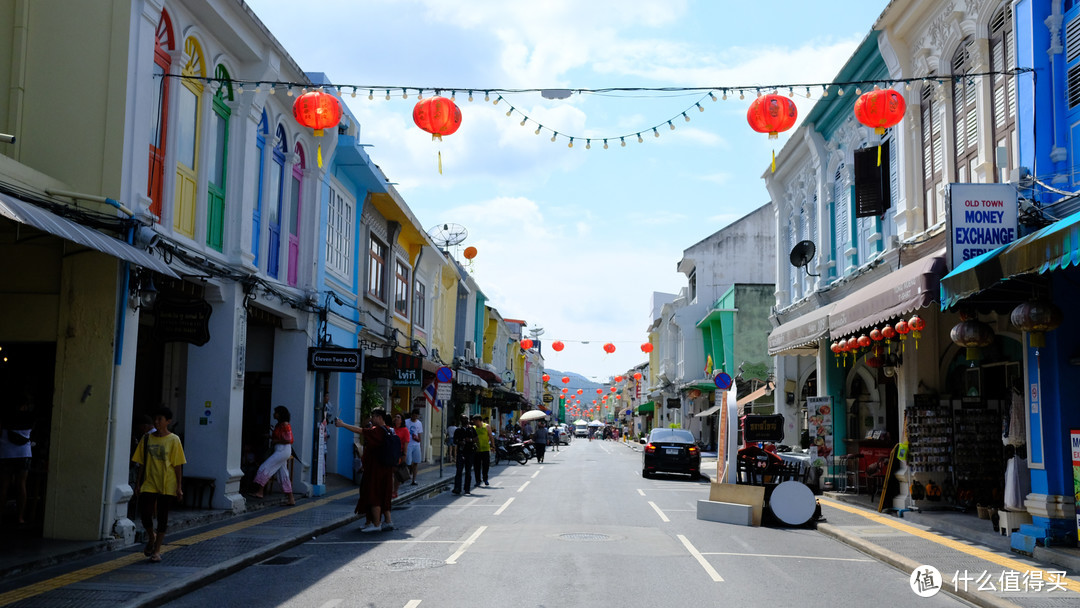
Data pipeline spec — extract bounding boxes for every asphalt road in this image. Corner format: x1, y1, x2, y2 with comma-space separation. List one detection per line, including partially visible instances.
162, 439, 967, 608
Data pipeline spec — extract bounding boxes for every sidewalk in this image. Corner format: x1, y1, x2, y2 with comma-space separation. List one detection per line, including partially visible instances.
0, 461, 454, 608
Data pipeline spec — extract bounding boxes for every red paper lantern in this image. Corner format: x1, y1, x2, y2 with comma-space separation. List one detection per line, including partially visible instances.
641, 343, 654, 353
895, 320, 910, 335
881, 324, 896, 341
552, 341, 565, 352
292, 91, 342, 135
463, 246, 477, 260
542, 374, 550, 382
610, 387, 617, 393
614, 375, 623, 382
857, 334, 872, 349
561, 376, 570, 384
596, 389, 603, 394
908, 315, 926, 332
412, 96, 461, 139
577, 389, 583, 395
854, 88, 906, 135
746, 94, 798, 140
562, 388, 568, 393
633, 372, 642, 380
520, 338, 534, 350
603, 343, 616, 354
846, 337, 859, 351
831, 342, 842, 354
870, 329, 883, 342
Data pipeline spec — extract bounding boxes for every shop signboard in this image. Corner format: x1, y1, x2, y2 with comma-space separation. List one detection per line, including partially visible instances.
806, 396, 833, 469
743, 414, 785, 443
946, 182, 1018, 271
307, 347, 362, 372
154, 295, 212, 346
392, 352, 422, 386
1071, 429, 1080, 540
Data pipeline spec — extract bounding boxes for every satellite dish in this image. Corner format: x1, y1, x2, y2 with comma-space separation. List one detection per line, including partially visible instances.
427, 223, 468, 249
789, 240, 820, 277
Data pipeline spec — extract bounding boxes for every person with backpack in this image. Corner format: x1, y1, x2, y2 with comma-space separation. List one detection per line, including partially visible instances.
335, 408, 395, 532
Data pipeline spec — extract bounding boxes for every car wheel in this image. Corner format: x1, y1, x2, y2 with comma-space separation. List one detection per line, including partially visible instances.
642, 468, 651, 479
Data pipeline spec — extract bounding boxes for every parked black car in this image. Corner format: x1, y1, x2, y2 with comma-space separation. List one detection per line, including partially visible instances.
642, 428, 701, 479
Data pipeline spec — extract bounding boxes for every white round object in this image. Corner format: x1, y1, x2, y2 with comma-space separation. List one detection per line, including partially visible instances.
769, 481, 816, 526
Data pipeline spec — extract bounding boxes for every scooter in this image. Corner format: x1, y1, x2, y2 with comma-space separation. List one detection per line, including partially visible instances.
495, 435, 529, 465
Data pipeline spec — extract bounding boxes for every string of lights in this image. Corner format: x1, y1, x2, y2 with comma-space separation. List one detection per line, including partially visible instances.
166, 67, 1032, 149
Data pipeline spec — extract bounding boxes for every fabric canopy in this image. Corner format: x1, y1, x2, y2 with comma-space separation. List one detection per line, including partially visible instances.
695, 404, 722, 418
636, 401, 655, 414
0, 193, 177, 278
940, 210, 1080, 308
829, 250, 946, 338
453, 368, 488, 388
767, 303, 834, 356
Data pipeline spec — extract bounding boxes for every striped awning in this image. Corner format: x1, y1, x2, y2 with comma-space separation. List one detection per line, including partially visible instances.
0, 193, 177, 278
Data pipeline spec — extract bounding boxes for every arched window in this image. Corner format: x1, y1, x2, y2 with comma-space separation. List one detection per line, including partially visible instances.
267, 125, 286, 279
989, 6, 1017, 183
174, 36, 205, 238
147, 9, 174, 220
921, 82, 944, 227
206, 64, 232, 252
287, 143, 305, 286
952, 38, 979, 182
252, 110, 268, 265
788, 209, 799, 300
832, 163, 849, 278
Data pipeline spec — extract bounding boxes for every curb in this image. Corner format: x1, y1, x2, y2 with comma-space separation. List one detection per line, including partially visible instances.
129, 476, 452, 608
817, 523, 1023, 608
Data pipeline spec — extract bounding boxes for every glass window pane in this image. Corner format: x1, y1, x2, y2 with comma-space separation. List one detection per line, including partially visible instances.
290, 176, 300, 236
178, 86, 198, 168
150, 64, 165, 149
269, 162, 282, 225
208, 112, 226, 186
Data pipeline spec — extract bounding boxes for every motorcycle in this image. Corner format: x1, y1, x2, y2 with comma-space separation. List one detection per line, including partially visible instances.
494, 435, 529, 465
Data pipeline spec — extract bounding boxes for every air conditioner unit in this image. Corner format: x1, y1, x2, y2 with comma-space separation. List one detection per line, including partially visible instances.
463, 341, 477, 366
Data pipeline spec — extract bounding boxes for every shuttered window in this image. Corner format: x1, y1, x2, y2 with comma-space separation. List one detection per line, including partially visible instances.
952, 38, 979, 183
990, 6, 1017, 182
833, 164, 850, 276
921, 82, 944, 227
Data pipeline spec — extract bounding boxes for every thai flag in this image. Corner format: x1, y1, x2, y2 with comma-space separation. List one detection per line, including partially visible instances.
425, 381, 439, 411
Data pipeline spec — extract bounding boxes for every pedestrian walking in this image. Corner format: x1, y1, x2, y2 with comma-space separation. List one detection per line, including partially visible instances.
550, 424, 560, 452
533, 421, 549, 463
335, 409, 395, 532
452, 415, 476, 495
0, 389, 36, 527
391, 414, 411, 498
472, 415, 493, 487
405, 409, 424, 485
445, 421, 457, 463
250, 406, 295, 505
131, 406, 186, 563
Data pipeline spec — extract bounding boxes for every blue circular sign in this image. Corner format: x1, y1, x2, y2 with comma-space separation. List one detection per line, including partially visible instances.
436, 366, 453, 383
714, 372, 733, 390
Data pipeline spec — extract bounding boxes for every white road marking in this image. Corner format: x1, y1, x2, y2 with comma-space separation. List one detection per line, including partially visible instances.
309, 540, 458, 545
494, 497, 514, 515
637, 489, 646, 496
517, 481, 531, 493
647, 501, 670, 522
531, 470, 540, 479
677, 534, 724, 582
700, 552, 873, 562
404, 601, 422, 608
318, 601, 343, 608
446, 526, 487, 564
413, 527, 438, 542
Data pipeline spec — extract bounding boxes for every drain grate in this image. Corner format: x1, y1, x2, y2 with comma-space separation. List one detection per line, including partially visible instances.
362, 557, 446, 572
559, 533, 611, 542
260, 555, 305, 566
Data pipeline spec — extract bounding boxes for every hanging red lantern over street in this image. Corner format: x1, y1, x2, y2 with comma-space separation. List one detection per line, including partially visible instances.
603, 343, 616, 354
463, 246, 477, 260
747, 94, 798, 139
552, 341, 565, 352
641, 343, 654, 353
412, 95, 461, 139
1011, 298, 1064, 348
520, 338, 533, 350
542, 374, 550, 382
610, 387, 617, 393
561, 388, 568, 393
614, 375, 623, 382
854, 88, 906, 135
596, 388, 603, 394
633, 372, 643, 380
292, 90, 343, 168
577, 389, 583, 395
561, 376, 570, 384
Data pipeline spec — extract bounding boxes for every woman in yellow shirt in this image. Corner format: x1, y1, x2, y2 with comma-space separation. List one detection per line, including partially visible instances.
132, 407, 186, 563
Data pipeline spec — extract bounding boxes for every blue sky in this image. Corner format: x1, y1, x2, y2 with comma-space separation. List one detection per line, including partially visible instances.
247, 0, 890, 380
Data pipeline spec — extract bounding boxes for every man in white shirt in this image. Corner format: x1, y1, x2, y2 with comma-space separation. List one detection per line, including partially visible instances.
405, 409, 424, 485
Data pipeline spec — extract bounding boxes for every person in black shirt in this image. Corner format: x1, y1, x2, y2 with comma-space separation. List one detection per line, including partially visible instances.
452, 415, 477, 495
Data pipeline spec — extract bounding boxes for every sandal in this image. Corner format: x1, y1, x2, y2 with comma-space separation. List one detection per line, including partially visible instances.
149, 553, 162, 563
143, 534, 156, 557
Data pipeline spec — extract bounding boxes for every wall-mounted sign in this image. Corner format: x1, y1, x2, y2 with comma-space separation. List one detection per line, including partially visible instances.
307, 347, 362, 372
542, 393, 554, 403
154, 295, 212, 346
947, 183, 1018, 270
742, 414, 785, 442
666, 398, 682, 410
392, 352, 422, 386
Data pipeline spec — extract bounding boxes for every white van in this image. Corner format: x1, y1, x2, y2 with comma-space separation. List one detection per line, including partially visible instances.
574, 421, 589, 437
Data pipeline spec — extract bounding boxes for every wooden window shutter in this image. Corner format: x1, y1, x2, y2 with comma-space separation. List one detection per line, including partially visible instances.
854, 145, 891, 218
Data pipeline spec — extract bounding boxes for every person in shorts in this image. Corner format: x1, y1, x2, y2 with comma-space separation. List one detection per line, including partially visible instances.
405, 409, 423, 485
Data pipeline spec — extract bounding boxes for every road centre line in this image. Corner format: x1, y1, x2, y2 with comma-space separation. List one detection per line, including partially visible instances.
677, 534, 724, 582
517, 481, 531, 493
318, 600, 343, 608
700, 551, 872, 562
494, 497, 514, 515
0, 488, 358, 607
647, 501, 670, 523
531, 470, 540, 479
445, 526, 487, 565
310, 540, 458, 545
403, 601, 422, 608
637, 489, 646, 496
821, 498, 1080, 593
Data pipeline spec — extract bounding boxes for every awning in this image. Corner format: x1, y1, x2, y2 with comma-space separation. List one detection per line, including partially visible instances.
453, 368, 488, 388
468, 366, 502, 385
0, 193, 177, 278
695, 404, 722, 418
767, 303, 835, 356
829, 250, 946, 338
941, 210, 1080, 308
679, 378, 717, 392
636, 401, 655, 414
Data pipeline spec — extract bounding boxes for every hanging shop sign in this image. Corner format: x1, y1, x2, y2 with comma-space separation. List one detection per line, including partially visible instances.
947, 183, 1018, 270
742, 414, 786, 443
1071, 429, 1080, 539
666, 398, 682, 410
392, 352, 422, 386
154, 295, 212, 346
307, 347, 362, 372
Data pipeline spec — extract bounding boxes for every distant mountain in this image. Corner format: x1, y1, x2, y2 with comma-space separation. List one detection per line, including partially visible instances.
544, 369, 604, 391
